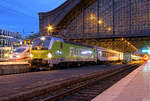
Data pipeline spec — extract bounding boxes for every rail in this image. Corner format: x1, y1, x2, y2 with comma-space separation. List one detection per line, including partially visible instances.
33, 64, 140, 101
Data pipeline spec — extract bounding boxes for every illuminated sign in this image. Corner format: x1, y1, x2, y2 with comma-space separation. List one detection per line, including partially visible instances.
142, 50, 150, 53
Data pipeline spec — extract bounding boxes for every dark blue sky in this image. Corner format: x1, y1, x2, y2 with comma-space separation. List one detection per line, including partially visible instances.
0, 0, 66, 37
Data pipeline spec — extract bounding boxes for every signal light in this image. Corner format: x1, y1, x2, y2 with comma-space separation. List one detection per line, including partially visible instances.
143, 55, 149, 61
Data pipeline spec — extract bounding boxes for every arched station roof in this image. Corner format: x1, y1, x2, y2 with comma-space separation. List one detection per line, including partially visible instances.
39, 0, 82, 26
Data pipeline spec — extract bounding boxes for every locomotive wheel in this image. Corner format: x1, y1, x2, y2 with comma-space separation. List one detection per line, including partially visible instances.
77, 63, 81, 67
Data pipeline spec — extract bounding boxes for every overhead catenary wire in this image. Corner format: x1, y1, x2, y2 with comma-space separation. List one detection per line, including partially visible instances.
0, 1, 38, 35
0, 2, 36, 19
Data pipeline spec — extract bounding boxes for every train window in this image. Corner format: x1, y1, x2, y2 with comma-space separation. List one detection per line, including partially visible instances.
32, 37, 51, 50
70, 47, 74, 56
102, 51, 104, 57
102, 51, 107, 57
42, 40, 50, 49
14, 48, 26, 53
60, 42, 63, 49
0, 40, 1, 45
75, 49, 78, 56
77, 49, 81, 56
107, 52, 109, 57
99, 51, 102, 56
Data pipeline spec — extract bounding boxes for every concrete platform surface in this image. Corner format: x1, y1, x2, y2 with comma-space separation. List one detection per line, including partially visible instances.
92, 62, 150, 101
0, 62, 29, 65
0, 64, 125, 100
0, 62, 30, 75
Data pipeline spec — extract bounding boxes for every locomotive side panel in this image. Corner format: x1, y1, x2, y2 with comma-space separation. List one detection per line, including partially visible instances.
62, 42, 97, 62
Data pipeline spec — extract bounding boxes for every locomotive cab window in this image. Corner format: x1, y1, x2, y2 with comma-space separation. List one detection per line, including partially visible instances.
32, 37, 51, 50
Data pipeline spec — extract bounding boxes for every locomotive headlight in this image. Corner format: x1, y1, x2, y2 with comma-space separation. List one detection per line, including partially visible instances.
16, 55, 20, 58
4, 54, 9, 57
41, 36, 46, 41
30, 54, 33, 58
48, 53, 52, 58
9, 55, 13, 58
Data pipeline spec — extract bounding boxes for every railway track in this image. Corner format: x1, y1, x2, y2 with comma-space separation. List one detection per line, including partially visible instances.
32, 64, 140, 101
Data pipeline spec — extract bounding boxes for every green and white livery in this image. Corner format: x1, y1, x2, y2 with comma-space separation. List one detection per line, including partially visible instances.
31, 36, 97, 69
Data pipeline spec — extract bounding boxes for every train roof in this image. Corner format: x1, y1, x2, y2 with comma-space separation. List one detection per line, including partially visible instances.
15, 46, 29, 49
35, 36, 93, 48
95, 46, 123, 54
64, 40, 94, 48
35, 36, 64, 42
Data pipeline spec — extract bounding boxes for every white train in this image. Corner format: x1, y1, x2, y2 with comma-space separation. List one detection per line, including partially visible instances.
96, 47, 123, 63
96, 47, 142, 64
9, 46, 30, 62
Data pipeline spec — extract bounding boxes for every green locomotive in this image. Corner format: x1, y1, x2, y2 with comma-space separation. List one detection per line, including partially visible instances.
31, 36, 97, 69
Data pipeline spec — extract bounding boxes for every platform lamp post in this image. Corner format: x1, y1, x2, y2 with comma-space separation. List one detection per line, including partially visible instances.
47, 25, 53, 36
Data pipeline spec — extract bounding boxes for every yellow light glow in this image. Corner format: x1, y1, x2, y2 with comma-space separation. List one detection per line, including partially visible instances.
40, 36, 46, 41
16, 55, 20, 58
47, 25, 53, 31
107, 27, 112, 31
48, 53, 52, 58
90, 14, 96, 20
4, 54, 8, 57
123, 38, 138, 50
30, 54, 33, 58
98, 20, 103, 24
9, 55, 13, 58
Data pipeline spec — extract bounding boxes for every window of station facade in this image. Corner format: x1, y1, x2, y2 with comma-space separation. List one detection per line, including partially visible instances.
66, 13, 83, 35
84, 2, 98, 34
0, 29, 22, 60
98, 0, 113, 35
58, 0, 150, 37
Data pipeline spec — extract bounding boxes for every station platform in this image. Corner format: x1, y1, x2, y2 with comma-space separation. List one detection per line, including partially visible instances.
92, 62, 150, 101
0, 62, 30, 75
0, 64, 126, 101
0, 61, 29, 65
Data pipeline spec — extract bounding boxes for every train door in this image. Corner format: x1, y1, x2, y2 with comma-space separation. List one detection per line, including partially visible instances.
0, 49, 2, 61
55, 41, 63, 59
123, 52, 131, 64
95, 48, 101, 61
70, 47, 75, 57
25, 47, 30, 61
60, 42, 63, 60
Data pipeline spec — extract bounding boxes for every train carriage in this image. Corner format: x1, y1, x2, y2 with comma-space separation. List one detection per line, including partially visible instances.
9, 46, 30, 62
96, 47, 123, 63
